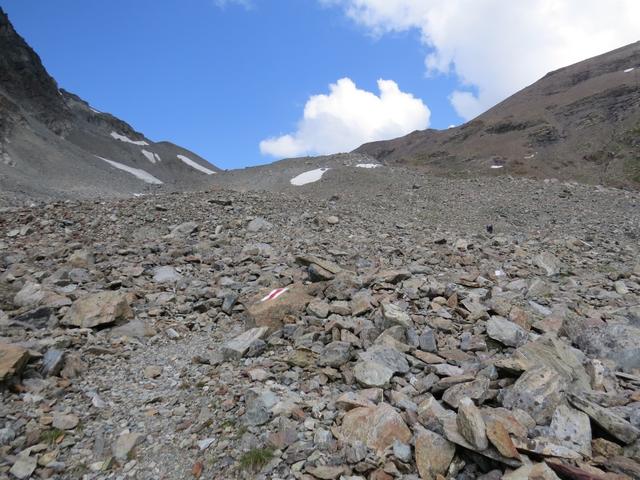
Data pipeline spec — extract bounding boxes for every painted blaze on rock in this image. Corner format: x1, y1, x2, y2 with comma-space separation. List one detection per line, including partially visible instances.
246, 284, 313, 332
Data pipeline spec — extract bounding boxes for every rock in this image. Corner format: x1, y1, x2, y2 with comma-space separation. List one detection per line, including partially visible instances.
13, 281, 45, 308
143, 366, 162, 379
499, 367, 566, 425
306, 465, 344, 479
414, 426, 456, 480
9, 454, 37, 479
113, 432, 145, 460
109, 319, 156, 339
222, 327, 269, 360
295, 255, 342, 275
457, 397, 488, 450
486, 316, 529, 347
486, 419, 520, 459
392, 440, 412, 462
247, 217, 272, 232
548, 404, 592, 457
68, 249, 94, 267
246, 284, 313, 332
52, 413, 79, 430
308, 263, 335, 281
41, 348, 65, 376
358, 345, 409, 374
418, 328, 438, 352
572, 323, 640, 372
336, 389, 383, 410
381, 302, 412, 329
61, 291, 133, 328
319, 341, 352, 367
534, 252, 561, 276
152, 266, 182, 283
503, 462, 561, 480
568, 393, 640, 445
326, 215, 340, 225
335, 403, 411, 455
0, 343, 29, 381
442, 376, 490, 408
244, 388, 278, 426
354, 361, 394, 387
166, 221, 198, 238
307, 300, 330, 318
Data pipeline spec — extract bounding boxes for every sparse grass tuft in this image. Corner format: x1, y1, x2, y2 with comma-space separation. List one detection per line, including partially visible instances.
238, 447, 274, 473
40, 428, 64, 445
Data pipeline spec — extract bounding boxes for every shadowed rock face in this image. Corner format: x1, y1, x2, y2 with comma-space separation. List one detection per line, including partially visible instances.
0, 7, 219, 203
355, 41, 640, 188
0, 9, 70, 135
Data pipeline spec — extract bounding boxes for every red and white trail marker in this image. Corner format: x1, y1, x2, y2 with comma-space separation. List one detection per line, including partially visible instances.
260, 287, 289, 302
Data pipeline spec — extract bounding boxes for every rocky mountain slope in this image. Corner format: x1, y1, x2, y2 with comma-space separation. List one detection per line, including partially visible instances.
0, 8, 219, 203
356, 42, 640, 188
2, 175, 640, 479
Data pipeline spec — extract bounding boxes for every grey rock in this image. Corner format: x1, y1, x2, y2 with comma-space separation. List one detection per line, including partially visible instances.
353, 361, 394, 387
42, 348, 65, 377
534, 252, 561, 276
153, 266, 182, 283
358, 345, 409, 374
113, 432, 145, 460
418, 327, 438, 352
457, 397, 489, 450
499, 367, 566, 425
569, 393, 640, 445
222, 327, 269, 360
9, 455, 37, 479
247, 217, 272, 232
318, 341, 352, 367
244, 388, 278, 426
548, 404, 592, 457
487, 316, 529, 347
381, 302, 412, 329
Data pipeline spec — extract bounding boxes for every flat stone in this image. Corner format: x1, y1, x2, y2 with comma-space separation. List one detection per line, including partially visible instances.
143, 366, 162, 379
486, 316, 529, 347
246, 284, 313, 332
381, 302, 412, 329
52, 413, 79, 430
568, 393, 640, 445
222, 327, 269, 360
244, 388, 278, 426
318, 341, 352, 368
511, 437, 582, 459
486, 419, 520, 459
414, 425, 455, 479
358, 345, 409, 374
336, 389, 383, 410
113, 432, 145, 460
534, 252, 561, 276
442, 376, 490, 408
335, 403, 411, 455
0, 343, 29, 381
9, 454, 37, 479
41, 349, 65, 377
548, 404, 592, 457
152, 266, 182, 283
61, 291, 133, 328
499, 366, 566, 425
457, 397, 488, 450
354, 361, 394, 387
247, 217, 272, 232
306, 465, 344, 479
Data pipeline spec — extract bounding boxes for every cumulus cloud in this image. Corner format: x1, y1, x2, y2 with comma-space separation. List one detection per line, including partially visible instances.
260, 78, 430, 158
324, 0, 640, 120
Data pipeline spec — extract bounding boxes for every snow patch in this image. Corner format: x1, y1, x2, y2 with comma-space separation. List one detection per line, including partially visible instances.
290, 168, 329, 186
524, 153, 537, 159
624, 67, 635, 73
96, 156, 163, 184
90, 107, 102, 114
141, 149, 157, 164
356, 163, 381, 169
491, 165, 504, 169
154, 153, 161, 163
110, 131, 149, 146
176, 154, 216, 175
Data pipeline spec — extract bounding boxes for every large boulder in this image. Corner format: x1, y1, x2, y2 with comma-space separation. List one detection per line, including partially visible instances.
61, 291, 133, 328
246, 284, 313, 332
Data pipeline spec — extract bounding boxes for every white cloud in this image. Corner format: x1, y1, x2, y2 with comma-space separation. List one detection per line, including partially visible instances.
260, 77, 430, 158
214, 0, 253, 9
324, 0, 640, 120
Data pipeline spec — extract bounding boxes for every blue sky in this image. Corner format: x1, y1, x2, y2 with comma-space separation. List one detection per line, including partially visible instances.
2, 1, 638, 169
